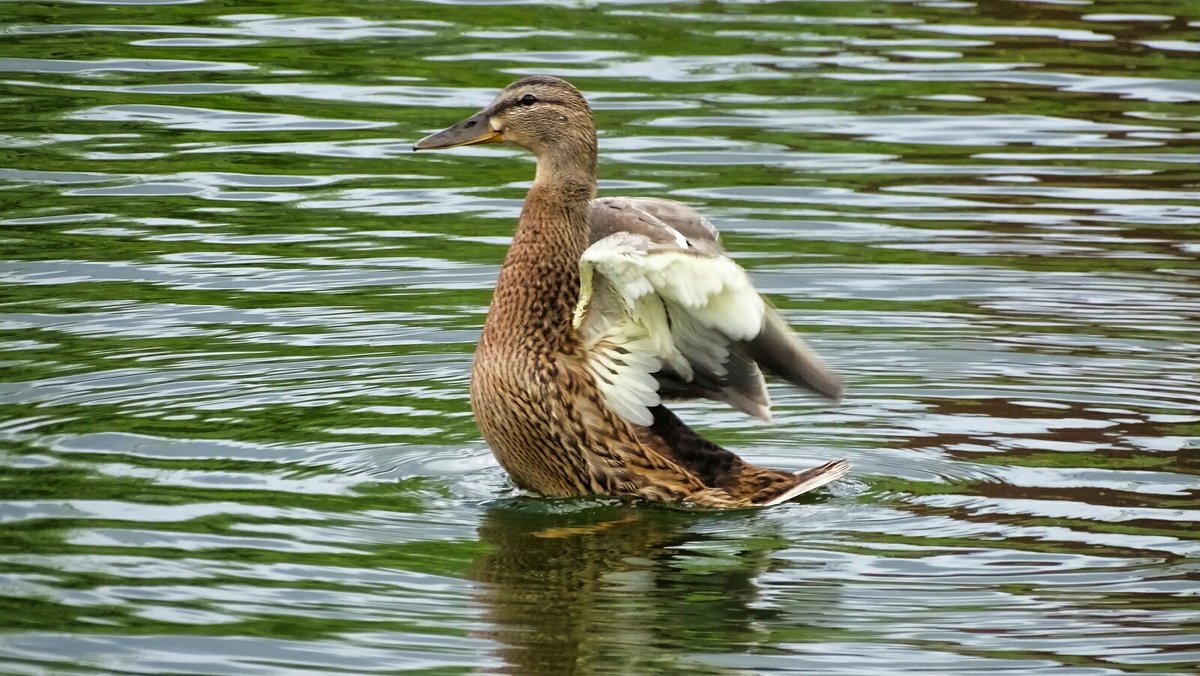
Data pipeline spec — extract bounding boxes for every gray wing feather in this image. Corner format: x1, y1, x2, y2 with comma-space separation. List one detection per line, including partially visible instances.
749, 305, 844, 402
591, 197, 722, 253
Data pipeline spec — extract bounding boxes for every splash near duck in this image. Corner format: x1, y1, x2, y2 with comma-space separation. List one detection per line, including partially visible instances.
415, 75, 848, 508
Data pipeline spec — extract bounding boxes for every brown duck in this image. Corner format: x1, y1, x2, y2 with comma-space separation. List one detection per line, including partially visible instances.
415, 75, 848, 508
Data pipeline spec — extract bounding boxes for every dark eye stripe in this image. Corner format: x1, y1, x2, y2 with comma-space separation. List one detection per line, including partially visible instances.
498, 95, 564, 112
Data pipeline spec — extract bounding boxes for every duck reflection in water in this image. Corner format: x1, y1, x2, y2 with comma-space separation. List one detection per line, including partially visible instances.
469, 502, 830, 675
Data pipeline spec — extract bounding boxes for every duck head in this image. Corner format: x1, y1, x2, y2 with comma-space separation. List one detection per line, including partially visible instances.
413, 75, 597, 163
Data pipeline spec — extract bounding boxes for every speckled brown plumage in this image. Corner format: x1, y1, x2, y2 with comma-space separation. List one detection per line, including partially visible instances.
415, 75, 849, 508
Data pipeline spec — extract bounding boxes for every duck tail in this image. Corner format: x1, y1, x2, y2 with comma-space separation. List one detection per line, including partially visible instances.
685, 458, 850, 509
756, 459, 850, 506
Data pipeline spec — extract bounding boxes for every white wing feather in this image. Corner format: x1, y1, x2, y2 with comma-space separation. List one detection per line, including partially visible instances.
575, 232, 766, 427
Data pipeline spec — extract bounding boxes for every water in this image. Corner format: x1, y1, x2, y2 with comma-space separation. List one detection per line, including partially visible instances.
2, 0, 1199, 673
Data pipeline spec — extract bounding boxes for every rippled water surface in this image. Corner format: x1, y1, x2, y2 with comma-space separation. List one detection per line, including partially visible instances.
3, 0, 1200, 673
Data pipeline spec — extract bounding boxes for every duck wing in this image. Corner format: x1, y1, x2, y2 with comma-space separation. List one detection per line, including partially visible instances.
576, 197, 842, 429
590, 197, 723, 254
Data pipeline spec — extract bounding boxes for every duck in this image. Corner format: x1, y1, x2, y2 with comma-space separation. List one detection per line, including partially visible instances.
414, 75, 848, 508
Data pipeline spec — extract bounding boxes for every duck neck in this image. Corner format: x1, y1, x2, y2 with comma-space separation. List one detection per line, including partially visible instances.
483, 153, 597, 355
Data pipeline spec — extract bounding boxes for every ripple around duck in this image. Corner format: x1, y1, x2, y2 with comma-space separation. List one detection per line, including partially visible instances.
2, 0, 1200, 673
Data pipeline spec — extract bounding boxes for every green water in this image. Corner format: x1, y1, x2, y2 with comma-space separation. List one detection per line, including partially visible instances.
2, 0, 1199, 673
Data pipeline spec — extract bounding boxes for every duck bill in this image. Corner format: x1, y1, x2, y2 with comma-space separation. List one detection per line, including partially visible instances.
413, 111, 503, 150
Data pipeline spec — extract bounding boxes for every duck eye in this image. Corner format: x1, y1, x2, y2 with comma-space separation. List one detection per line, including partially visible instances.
519, 93, 538, 106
